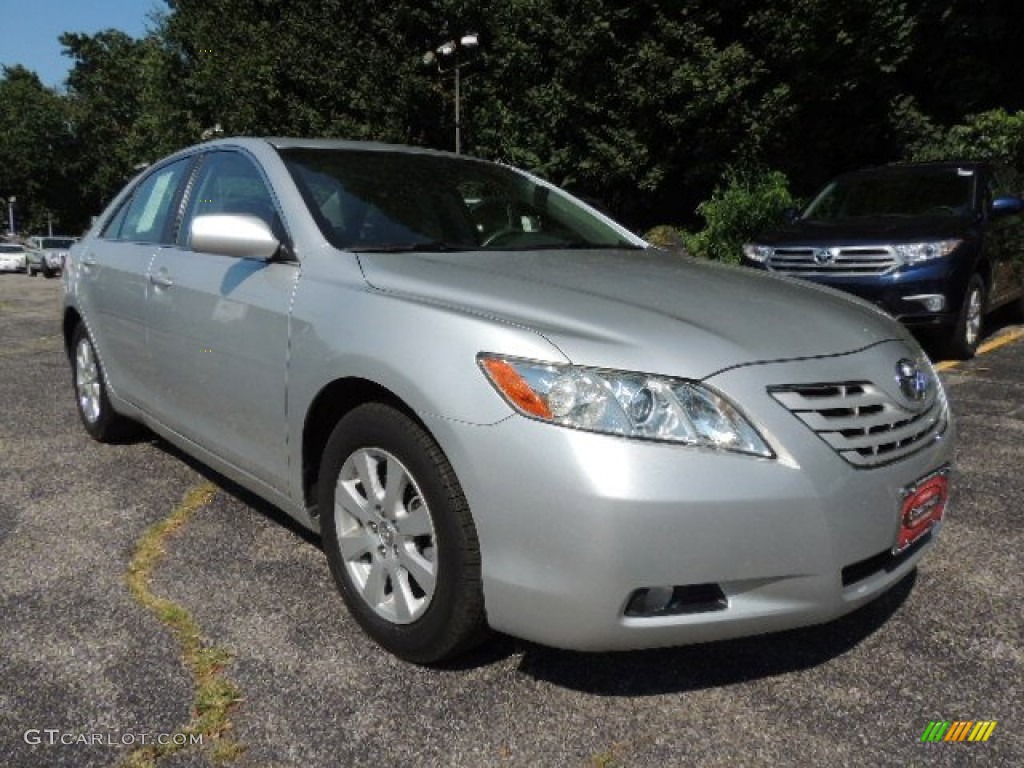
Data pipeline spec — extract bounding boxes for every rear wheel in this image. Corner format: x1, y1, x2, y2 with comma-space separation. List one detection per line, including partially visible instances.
943, 274, 985, 360
71, 324, 140, 442
319, 403, 487, 664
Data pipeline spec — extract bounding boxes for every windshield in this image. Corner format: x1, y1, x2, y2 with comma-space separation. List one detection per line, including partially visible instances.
280, 147, 640, 252
803, 167, 977, 220
0, 244, 25, 253
40, 238, 76, 249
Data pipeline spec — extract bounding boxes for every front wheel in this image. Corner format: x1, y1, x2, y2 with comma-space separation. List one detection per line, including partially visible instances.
942, 274, 986, 360
319, 403, 487, 664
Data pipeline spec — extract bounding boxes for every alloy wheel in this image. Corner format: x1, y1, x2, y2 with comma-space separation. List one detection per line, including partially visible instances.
964, 284, 983, 348
333, 447, 438, 624
75, 337, 102, 424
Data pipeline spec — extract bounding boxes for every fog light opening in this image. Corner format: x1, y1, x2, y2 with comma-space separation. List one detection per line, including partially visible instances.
625, 583, 728, 618
904, 294, 946, 312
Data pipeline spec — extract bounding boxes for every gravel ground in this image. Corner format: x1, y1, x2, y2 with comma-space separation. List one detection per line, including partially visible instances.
1, 274, 1020, 767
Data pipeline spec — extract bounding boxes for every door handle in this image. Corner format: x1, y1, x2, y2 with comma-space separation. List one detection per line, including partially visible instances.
81, 254, 97, 269
149, 269, 174, 288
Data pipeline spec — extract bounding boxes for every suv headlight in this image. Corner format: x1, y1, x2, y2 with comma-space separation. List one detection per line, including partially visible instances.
479, 355, 773, 457
742, 244, 773, 263
893, 240, 960, 264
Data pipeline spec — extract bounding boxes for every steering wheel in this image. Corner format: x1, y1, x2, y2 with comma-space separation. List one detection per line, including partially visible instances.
926, 205, 957, 216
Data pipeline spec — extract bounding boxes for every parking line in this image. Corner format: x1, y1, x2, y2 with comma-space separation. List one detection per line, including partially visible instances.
934, 328, 1024, 371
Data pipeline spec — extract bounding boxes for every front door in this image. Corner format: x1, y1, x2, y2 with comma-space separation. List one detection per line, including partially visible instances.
146, 150, 298, 493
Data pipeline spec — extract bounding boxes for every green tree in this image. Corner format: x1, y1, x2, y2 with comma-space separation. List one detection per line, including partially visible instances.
738, 0, 918, 193
0, 66, 74, 234
61, 29, 176, 220
158, 0, 440, 142
685, 167, 797, 263
904, 108, 1024, 171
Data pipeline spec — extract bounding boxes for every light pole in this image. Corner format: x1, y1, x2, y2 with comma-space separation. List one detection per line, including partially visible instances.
6, 196, 15, 237
423, 32, 479, 154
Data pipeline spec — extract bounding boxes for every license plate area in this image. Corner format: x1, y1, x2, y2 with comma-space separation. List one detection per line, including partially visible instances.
894, 466, 949, 554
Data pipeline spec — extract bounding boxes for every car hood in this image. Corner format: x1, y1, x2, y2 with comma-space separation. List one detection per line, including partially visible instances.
756, 215, 976, 246
357, 248, 906, 378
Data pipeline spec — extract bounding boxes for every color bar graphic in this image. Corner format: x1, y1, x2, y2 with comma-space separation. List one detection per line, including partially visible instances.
921, 720, 996, 742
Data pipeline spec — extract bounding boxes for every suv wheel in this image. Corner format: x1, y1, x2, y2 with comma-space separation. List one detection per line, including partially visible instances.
319, 403, 487, 664
944, 274, 985, 360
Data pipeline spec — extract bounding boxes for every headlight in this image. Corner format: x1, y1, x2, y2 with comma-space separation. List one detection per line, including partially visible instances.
893, 240, 960, 264
479, 355, 773, 457
742, 243, 772, 263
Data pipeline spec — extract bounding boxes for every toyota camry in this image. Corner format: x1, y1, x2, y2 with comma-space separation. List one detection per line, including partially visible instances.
64, 138, 954, 663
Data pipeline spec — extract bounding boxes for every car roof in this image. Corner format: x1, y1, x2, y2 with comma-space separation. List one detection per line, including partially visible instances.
195, 136, 468, 161
839, 161, 991, 180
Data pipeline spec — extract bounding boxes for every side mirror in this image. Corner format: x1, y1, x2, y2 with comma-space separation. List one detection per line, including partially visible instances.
990, 196, 1024, 219
190, 214, 280, 260
781, 207, 801, 224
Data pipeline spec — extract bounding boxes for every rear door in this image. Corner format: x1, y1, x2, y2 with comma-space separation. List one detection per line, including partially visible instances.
77, 157, 194, 409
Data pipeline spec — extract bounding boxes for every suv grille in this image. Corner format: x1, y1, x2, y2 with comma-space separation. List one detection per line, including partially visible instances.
766, 246, 897, 276
769, 381, 948, 467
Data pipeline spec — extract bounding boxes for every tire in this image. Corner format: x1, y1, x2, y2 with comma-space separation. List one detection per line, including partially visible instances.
71, 324, 140, 442
319, 403, 487, 664
943, 274, 986, 360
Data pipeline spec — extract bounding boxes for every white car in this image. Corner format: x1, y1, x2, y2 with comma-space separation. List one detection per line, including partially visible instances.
26, 236, 76, 277
0, 243, 28, 272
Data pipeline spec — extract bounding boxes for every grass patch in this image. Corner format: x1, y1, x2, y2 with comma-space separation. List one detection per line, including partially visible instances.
122, 482, 245, 766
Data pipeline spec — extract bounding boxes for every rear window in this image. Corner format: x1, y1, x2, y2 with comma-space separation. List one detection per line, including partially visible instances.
40, 238, 76, 249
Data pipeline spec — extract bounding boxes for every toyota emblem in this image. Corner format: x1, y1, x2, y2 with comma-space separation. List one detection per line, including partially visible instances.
813, 248, 834, 265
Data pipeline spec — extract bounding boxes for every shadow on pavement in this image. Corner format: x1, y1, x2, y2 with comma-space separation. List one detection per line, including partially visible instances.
145, 418, 919, 691
511, 570, 916, 695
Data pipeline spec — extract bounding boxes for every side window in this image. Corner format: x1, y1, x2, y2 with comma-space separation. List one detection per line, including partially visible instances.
180, 151, 281, 248
106, 159, 192, 243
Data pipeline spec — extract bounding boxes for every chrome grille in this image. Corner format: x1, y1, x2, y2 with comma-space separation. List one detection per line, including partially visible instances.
770, 380, 948, 467
766, 246, 897, 276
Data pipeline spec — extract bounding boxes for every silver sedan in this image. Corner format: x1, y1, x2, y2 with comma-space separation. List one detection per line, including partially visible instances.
63, 138, 954, 663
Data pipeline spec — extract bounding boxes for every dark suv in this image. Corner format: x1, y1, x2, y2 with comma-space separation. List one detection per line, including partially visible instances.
743, 162, 1024, 358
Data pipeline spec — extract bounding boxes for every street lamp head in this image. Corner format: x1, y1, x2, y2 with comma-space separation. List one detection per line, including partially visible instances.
460, 33, 479, 49
437, 41, 456, 57
422, 50, 436, 66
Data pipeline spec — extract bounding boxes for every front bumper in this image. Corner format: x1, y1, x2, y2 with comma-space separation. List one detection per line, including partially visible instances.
425, 341, 954, 651
745, 258, 969, 329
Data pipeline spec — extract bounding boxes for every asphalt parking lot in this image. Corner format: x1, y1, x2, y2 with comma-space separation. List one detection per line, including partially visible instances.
2, 273, 1021, 767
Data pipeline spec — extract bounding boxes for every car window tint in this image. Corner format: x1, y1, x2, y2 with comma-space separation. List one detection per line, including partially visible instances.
41, 238, 76, 249
109, 159, 192, 243
180, 151, 282, 247
805, 168, 976, 220
280, 148, 635, 251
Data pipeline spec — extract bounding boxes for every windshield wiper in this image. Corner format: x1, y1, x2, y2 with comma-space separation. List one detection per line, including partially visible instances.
350, 240, 472, 253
